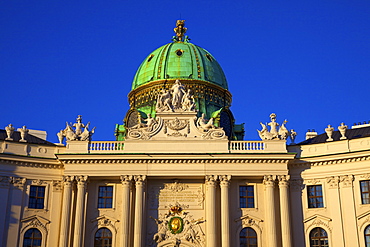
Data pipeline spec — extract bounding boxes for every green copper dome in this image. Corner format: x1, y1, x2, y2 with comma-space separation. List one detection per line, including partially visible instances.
132, 40, 228, 90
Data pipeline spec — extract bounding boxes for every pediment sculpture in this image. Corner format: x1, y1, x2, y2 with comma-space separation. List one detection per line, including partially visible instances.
57, 115, 95, 143
149, 203, 205, 247
127, 113, 163, 140
126, 112, 226, 140
257, 113, 290, 140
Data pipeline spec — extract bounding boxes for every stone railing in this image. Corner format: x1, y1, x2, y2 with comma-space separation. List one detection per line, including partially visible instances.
228, 141, 265, 153
87, 140, 286, 153
89, 141, 125, 153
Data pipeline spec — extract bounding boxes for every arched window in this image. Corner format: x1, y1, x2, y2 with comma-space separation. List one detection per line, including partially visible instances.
23, 228, 42, 247
94, 227, 112, 247
365, 225, 370, 247
310, 227, 329, 247
240, 227, 257, 247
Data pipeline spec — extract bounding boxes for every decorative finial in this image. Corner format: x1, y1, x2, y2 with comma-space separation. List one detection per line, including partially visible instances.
174, 20, 187, 41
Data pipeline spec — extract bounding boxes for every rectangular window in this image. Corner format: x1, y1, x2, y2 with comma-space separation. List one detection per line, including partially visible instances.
98, 186, 113, 208
360, 180, 370, 204
240, 185, 254, 208
307, 185, 324, 208
28, 186, 45, 209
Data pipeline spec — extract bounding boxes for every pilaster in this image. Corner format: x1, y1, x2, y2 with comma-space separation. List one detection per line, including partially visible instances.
120, 175, 133, 247
73, 175, 88, 247
263, 175, 278, 247
205, 175, 218, 247
133, 175, 146, 247
220, 175, 231, 247
326, 176, 345, 247
0, 176, 12, 247
339, 175, 359, 246
278, 175, 292, 247
59, 176, 74, 247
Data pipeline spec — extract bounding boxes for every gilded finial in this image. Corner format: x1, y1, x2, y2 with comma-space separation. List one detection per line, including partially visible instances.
174, 20, 187, 42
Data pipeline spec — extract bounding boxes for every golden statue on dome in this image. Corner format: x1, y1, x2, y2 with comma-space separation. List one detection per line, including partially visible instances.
174, 20, 187, 41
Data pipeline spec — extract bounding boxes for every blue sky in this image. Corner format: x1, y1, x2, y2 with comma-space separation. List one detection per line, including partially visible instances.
1, 1, 370, 143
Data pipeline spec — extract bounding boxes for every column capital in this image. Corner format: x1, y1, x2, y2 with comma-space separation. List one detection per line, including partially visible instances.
63, 175, 74, 185
263, 175, 276, 187
134, 175, 146, 186
326, 176, 340, 189
0, 176, 12, 188
290, 179, 304, 192
340, 175, 354, 188
205, 175, 218, 186
76, 175, 89, 186
277, 175, 290, 187
11, 177, 26, 190
121, 175, 133, 186
219, 175, 231, 187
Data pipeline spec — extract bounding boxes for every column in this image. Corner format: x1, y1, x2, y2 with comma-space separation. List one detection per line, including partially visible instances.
205, 175, 218, 247
263, 175, 277, 247
120, 175, 132, 247
220, 175, 231, 247
133, 175, 146, 247
59, 176, 74, 247
278, 175, 292, 247
73, 175, 88, 247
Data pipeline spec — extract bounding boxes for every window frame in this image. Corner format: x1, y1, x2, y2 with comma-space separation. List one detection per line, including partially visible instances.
96, 183, 116, 210
23, 228, 42, 247
26, 182, 49, 211
239, 185, 255, 209
360, 180, 370, 205
94, 227, 113, 247
28, 186, 46, 209
309, 227, 329, 247
307, 184, 324, 209
365, 224, 370, 247
239, 227, 258, 247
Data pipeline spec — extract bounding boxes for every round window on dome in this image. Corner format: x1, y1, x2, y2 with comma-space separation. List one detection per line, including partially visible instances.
175, 49, 184, 57
147, 54, 154, 62
206, 54, 213, 62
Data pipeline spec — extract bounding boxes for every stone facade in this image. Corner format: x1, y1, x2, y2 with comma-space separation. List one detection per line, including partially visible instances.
1, 131, 370, 246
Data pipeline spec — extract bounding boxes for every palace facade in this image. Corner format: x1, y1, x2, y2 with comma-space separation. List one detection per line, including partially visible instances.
1, 21, 370, 247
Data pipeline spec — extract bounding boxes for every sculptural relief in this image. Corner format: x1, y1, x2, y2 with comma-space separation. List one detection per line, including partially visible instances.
156, 80, 197, 113
149, 203, 205, 247
126, 113, 163, 140
127, 80, 227, 140
195, 113, 227, 140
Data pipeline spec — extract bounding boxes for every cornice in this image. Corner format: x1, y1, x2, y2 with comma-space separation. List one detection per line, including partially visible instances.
61, 158, 292, 165
0, 156, 63, 169
290, 154, 370, 167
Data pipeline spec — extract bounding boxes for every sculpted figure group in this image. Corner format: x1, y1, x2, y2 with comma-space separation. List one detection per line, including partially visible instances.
156, 80, 196, 112
258, 113, 294, 141
57, 115, 95, 144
